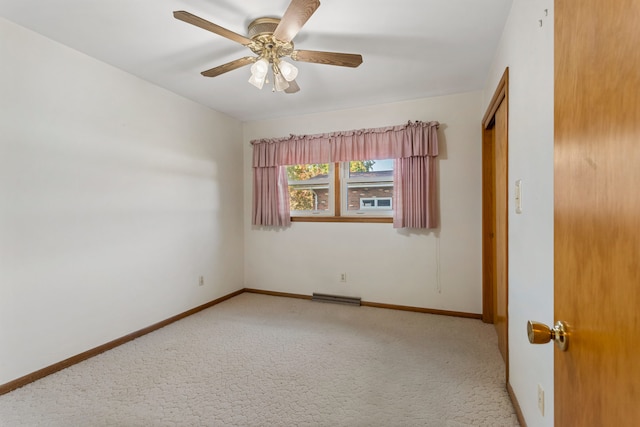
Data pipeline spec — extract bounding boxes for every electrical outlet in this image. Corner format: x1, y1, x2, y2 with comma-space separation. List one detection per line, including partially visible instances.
340, 273, 347, 283
537, 384, 545, 416
199, 276, 204, 286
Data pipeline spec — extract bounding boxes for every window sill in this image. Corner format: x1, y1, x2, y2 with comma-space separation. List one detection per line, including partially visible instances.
291, 216, 393, 224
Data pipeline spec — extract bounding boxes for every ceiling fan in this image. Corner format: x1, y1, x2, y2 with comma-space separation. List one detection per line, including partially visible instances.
173, 0, 363, 94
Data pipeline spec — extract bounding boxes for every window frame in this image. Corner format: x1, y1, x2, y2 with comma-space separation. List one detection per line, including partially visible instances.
289, 161, 394, 224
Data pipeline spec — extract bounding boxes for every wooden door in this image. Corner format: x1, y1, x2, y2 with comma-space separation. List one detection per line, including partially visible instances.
554, 0, 640, 425
482, 69, 509, 373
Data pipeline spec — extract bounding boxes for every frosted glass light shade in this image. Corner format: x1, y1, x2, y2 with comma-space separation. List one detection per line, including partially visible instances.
274, 73, 290, 91
251, 58, 269, 78
248, 72, 266, 89
278, 60, 298, 82
248, 58, 269, 90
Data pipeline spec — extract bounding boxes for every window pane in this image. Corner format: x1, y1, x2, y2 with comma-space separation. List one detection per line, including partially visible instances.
348, 159, 393, 179
347, 183, 394, 211
287, 164, 330, 182
289, 185, 330, 212
345, 159, 394, 213
287, 163, 332, 214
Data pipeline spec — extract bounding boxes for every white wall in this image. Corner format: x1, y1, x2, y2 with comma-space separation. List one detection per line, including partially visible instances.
0, 17, 244, 385
484, 1, 554, 425
243, 92, 484, 314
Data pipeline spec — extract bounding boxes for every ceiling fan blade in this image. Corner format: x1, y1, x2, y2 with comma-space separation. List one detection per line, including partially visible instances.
201, 57, 256, 77
291, 50, 363, 68
173, 11, 253, 46
284, 79, 300, 94
273, 0, 321, 42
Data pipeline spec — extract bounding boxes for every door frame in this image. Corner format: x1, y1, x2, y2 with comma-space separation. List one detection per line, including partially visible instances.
481, 67, 509, 378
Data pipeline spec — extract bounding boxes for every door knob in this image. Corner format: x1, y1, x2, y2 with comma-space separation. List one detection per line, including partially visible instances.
527, 320, 569, 351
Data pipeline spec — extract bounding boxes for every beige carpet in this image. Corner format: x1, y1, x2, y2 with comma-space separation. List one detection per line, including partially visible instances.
0, 293, 519, 426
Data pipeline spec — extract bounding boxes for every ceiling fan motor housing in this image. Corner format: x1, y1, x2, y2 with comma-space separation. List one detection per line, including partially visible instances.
248, 18, 294, 59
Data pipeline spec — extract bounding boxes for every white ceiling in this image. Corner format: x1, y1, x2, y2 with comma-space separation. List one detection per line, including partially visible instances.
0, 0, 513, 122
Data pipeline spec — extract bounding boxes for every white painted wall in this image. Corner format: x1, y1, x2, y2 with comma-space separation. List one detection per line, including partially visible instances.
484, 1, 554, 425
0, 17, 244, 385
243, 92, 484, 314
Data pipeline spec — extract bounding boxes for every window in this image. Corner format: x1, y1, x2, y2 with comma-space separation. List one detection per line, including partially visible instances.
286, 159, 394, 221
251, 121, 439, 228
341, 160, 393, 217
286, 163, 333, 216
360, 197, 392, 209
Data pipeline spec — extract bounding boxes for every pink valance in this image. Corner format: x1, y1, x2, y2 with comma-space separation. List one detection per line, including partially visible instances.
251, 121, 439, 167
252, 134, 331, 167
251, 120, 440, 229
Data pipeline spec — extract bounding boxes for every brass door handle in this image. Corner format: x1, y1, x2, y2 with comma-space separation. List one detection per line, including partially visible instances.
527, 320, 569, 351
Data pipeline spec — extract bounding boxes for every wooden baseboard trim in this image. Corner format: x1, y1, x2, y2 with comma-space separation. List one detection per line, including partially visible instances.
507, 381, 527, 427
0, 289, 244, 396
361, 301, 482, 319
243, 288, 481, 319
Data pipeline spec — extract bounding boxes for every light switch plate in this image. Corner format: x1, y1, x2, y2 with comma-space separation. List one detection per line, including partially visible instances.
538, 383, 545, 416
515, 179, 523, 214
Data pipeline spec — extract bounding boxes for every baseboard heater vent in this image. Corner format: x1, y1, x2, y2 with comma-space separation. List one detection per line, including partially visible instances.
312, 293, 361, 306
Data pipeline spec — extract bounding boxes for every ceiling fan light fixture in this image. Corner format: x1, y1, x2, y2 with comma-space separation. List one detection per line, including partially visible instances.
174, 1, 362, 95
248, 57, 269, 90
248, 72, 266, 89
251, 58, 269, 78
274, 73, 290, 92
278, 60, 298, 82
